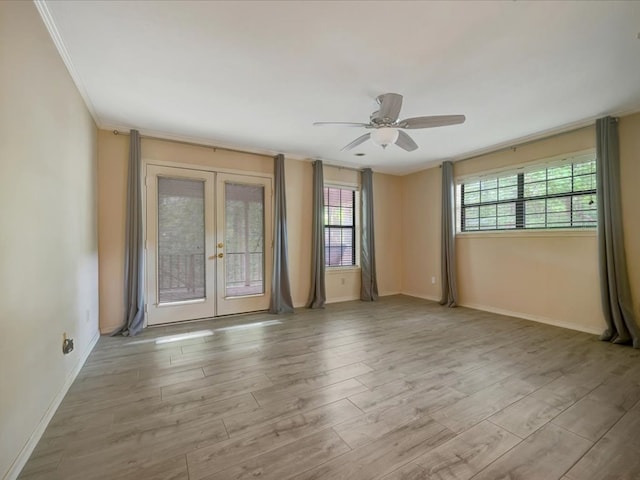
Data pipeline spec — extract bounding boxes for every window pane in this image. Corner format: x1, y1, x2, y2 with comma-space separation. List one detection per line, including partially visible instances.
498, 175, 518, 187
547, 165, 572, 179
574, 161, 595, 175
464, 190, 480, 205
573, 174, 595, 192
526, 213, 546, 228
340, 207, 353, 226
525, 170, 546, 183
525, 199, 546, 214
548, 178, 572, 195
224, 183, 265, 297
157, 177, 205, 303
499, 185, 518, 200
480, 189, 497, 202
480, 217, 497, 230
481, 179, 497, 190
464, 181, 480, 192
547, 197, 570, 213
573, 194, 596, 212
479, 205, 497, 218
547, 211, 571, 227
524, 181, 546, 197
497, 203, 515, 216
465, 206, 479, 219
459, 157, 596, 232
497, 215, 516, 229
323, 187, 355, 266
465, 218, 479, 230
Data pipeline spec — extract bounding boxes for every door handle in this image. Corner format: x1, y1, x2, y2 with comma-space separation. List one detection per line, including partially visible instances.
217, 242, 224, 248
217, 253, 224, 258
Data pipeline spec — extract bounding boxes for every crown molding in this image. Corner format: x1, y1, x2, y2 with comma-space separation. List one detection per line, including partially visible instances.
33, 0, 101, 126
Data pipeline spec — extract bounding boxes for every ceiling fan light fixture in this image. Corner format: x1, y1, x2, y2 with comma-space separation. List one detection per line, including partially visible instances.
370, 127, 399, 149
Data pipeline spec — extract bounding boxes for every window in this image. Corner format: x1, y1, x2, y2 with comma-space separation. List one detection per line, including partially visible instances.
324, 186, 356, 266
458, 153, 597, 232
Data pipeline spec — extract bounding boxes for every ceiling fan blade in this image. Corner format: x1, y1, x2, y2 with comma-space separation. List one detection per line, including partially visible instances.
372, 93, 403, 123
341, 133, 371, 151
398, 115, 466, 129
313, 121, 370, 127
395, 131, 418, 152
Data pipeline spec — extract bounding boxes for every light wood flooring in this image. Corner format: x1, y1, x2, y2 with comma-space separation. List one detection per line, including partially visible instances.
19, 295, 640, 480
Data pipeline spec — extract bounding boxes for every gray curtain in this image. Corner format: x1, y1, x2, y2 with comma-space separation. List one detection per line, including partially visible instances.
360, 168, 378, 301
440, 161, 458, 307
269, 154, 294, 314
307, 160, 326, 308
116, 129, 145, 336
596, 116, 639, 348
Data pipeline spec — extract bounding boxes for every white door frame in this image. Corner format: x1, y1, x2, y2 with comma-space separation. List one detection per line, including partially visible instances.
143, 160, 273, 326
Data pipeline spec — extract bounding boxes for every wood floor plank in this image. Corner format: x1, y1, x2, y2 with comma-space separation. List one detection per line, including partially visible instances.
490, 395, 565, 439
199, 429, 350, 480
565, 409, 640, 480
17, 297, 640, 480
565, 438, 640, 480
253, 362, 373, 406
595, 408, 640, 448
222, 378, 368, 437
186, 399, 361, 480
115, 454, 189, 480
50, 418, 229, 480
161, 373, 273, 403
292, 416, 455, 480
411, 421, 520, 480
471, 423, 592, 480
552, 397, 625, 442
379, 463, 428, 480
430, 381, 532, 434
336, 385, 465, 449
112, 391, 258, 426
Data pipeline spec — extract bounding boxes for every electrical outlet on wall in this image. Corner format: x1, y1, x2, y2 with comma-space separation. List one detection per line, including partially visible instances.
62, 333, 74, 355
431, 276, 436, 284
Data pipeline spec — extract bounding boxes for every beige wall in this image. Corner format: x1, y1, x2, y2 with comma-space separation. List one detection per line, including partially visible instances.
97, 136, 403, 329
97, 133, 274, 332
455, 126, 603, 334
374, 173, 403, 296
619, 113, 640, 323
0, 2, 99, 478
401, 119, 640, 335
401, 167, 442, 300
284, 158, 312, 307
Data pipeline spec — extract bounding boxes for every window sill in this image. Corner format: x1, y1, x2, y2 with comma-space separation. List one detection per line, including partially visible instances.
456, 229, 596, 239
326, 266, 361, 273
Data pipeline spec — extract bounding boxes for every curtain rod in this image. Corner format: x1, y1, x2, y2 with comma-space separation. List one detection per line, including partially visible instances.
453, 120, 606, 165
112, 130, 368, 173
112, 130, 275, 158
320, 162, 364, 173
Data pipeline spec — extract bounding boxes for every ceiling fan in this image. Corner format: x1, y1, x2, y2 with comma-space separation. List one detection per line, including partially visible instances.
313, 93, 465, 152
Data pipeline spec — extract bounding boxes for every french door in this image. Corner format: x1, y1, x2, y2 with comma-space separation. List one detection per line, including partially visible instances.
146, 165, 272, 325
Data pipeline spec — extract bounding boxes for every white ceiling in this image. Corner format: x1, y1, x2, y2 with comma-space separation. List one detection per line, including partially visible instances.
39, 0, 640, 174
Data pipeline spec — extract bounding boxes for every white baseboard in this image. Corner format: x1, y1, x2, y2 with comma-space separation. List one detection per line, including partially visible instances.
402, 291, 441, 303
4, 329, 101, 480
458, 301, 603, 336
326, 295, 359, 304
378, 291, 401, 297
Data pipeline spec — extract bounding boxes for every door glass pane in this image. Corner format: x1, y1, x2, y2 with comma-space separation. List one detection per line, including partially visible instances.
224, 183, 264, 297
157, 177, 205, 303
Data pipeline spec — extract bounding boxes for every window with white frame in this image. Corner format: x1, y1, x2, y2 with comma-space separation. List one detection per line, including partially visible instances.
324, 186, 358, 267
457, 152, 597, 232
